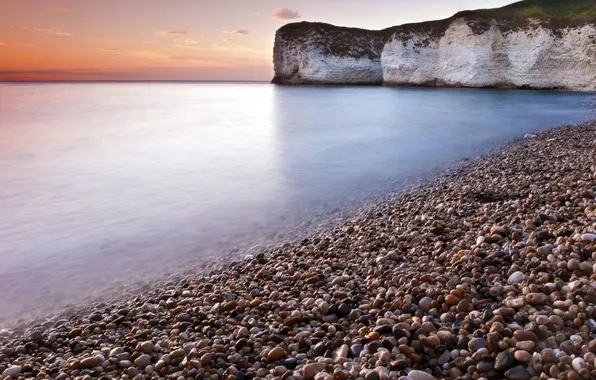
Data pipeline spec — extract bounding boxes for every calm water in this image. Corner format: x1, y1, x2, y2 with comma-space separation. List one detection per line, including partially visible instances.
0, 82, 594, 324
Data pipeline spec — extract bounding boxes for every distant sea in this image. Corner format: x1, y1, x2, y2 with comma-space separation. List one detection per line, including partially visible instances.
0, 81, 594, 324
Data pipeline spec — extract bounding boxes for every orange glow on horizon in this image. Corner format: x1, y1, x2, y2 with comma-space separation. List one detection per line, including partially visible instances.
0, 0, 517, 81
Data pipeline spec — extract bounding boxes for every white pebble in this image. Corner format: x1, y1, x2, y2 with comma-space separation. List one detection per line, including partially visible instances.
508, 271, 524, 284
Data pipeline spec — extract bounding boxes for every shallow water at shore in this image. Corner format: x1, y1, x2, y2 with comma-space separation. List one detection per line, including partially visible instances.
0, 82, 594, 324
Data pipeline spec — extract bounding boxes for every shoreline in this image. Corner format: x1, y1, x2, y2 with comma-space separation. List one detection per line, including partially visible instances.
1, 121, 596, 380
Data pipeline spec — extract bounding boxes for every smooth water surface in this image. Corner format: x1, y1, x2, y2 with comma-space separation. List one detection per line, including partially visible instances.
0, 82, 594, 324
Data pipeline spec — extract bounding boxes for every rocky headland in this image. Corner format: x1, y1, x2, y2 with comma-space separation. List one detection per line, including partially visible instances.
1, 121, 596, 379
272, 0, 596, 90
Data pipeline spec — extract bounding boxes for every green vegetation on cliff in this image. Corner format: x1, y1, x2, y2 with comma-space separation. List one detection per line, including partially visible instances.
477, 0, 596, 23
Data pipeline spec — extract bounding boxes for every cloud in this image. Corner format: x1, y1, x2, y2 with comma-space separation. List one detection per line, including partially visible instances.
48, 7, 75, 12
127, 50, 170, 60
98, 47, 120, 52
231, 30, 249, 35
272, 8, 300, 20
172, 38, 202, 50
0, 42, 33, 47
153, 30, 190, 36
25, 27, 73, 36
173, 38, 201, 48
212, 39, 235, 47
88, 39, 121, 44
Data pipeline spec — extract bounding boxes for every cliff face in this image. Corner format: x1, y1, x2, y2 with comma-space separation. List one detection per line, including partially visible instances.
272, 10, 596, 90
382, 19, 596, 90
271, 23, 388, 84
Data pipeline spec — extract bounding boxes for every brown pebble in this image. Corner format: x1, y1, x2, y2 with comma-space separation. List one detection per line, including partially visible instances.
267, 347, 286, 361
514, 330, 538, 342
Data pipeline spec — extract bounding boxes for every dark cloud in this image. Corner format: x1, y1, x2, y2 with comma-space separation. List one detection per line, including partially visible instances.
272, 8, 300, 20
231, 30, 249, 35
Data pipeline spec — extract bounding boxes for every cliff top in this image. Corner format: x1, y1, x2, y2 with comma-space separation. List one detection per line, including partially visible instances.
277, 0, 596, 38
492, 0, 596, 19
274, 0, 596, 61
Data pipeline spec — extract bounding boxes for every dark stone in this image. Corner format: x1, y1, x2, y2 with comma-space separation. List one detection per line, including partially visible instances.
336, 303, 350, 318
350, 344, 363, 357
367, 341, 382, 354
313, 342, 325, 356
393, 327, 407, 339
281, 358, 297, 370
457, 336, 470, 349
179, 322, 192, 330
373, 325, 392, 335
504, 365, 530, 380
234, 338, 248, 351
388, 360, 408, 370
495, 350, 514, 372
381, 338, 394, 350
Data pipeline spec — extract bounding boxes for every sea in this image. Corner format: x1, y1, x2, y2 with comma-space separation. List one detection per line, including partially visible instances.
0, 81, 594, 325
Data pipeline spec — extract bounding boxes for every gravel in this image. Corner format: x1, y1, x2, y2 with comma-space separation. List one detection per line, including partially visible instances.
0, 122, 596, 379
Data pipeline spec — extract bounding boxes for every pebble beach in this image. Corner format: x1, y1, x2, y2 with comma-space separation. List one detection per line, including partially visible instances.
1, 122, 596, 380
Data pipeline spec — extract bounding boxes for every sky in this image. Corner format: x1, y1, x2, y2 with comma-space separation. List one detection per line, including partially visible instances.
0, 0, 518, 81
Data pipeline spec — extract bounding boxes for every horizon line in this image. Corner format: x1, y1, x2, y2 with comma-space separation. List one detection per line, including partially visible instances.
0, 79, 272, 84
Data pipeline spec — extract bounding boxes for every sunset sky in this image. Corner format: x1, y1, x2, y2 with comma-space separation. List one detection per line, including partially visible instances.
1, 0, 517, 81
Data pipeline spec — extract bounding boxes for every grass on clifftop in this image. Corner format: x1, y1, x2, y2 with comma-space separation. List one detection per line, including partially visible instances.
478, 0, 596, 21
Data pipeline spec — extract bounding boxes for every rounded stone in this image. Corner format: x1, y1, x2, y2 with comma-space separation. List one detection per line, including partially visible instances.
468, 337, 487, 352
140, 341, 155, 354
513, 330, 538, 342
407, 370, 436, 380
504, 365, 530, 380
456, 299, 472, 313
445, 295, 461, 306
508, 271, 524, 284
525, 293, 546, 305
1, 366, 22, 378
419, 297, 433, 312
267, 347, 286, 362
201, 353, 212, 366
514, 350, 531, 363
134, 354, 151, 368
80, 356, 100, 368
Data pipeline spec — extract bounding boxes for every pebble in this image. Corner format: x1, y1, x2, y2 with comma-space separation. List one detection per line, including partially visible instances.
303, 363, 328, 380
468, 337, 487, 352
507, 271, 524, 284
80, 356, 99, 368
140, 341, 154, 354
571, 357, 586, 372
419, 297, 433, 312
495, 350, 514, 371
513, 330, 538, 342
134, 354, 151, 368
1, 366, 21, 378
267, 347, 285, 361
504, 365, 530, 379
513, 350, 531, 363
407, 370, 436, 380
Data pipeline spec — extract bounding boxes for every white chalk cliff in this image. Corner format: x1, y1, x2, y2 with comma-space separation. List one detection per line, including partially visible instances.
272, 9, 596, 91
